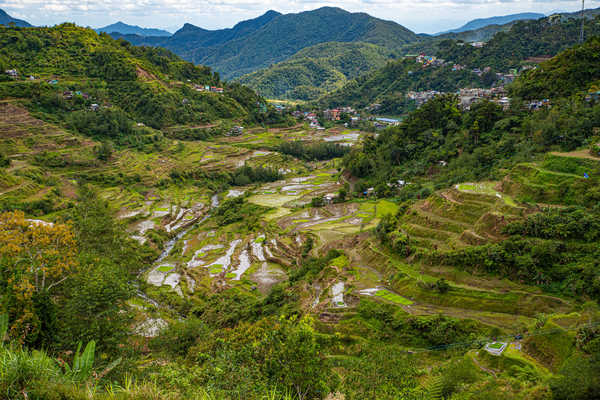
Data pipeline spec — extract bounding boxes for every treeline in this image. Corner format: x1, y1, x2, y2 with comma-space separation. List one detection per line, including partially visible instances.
231, 164, 281, 186
277, 140, 350, 161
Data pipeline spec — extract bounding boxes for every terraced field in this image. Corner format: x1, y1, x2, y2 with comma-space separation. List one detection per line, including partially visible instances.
2, 97, 597, 386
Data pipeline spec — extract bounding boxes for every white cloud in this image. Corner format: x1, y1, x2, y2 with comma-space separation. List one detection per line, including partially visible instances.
0, 0, 598, 32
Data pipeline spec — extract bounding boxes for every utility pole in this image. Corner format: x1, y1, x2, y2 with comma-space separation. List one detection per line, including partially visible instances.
580, 0, 585, 43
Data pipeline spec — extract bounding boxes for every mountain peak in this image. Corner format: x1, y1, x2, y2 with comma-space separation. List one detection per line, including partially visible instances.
0, 8, 33, 27
96, 21, 171, 37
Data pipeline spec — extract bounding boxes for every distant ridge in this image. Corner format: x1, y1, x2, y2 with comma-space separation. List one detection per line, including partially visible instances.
117, 8, 417, 79
96, 21, 171, 37
436, 12, 544, 35
0, 9, 32, 27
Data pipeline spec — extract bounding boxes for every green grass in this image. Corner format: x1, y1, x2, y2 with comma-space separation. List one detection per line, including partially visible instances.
209, 266, 223, 274
157, 265, 173, 272
487, 342, 504, 350
374, 290, 413, 305
225, 273, 236, 279
254, 237, 266, 243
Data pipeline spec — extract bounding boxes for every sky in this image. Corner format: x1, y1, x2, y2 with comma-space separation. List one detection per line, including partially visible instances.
1, 0, 599, 34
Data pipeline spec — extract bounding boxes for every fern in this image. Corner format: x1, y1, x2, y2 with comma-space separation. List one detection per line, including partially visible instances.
426, 375, 443, 400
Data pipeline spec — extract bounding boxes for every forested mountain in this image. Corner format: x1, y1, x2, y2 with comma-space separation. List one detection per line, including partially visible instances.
96, 21, 171, 37
0, 8, 32, 27
321, 13, 600, 112
0, 24, 271, 131
237, 42, 397, 100
435, 14, 600, 71
117, 7, 418, 79
436, 12, 544, 35
511, 36, 600, 99
342, 36, 600, 190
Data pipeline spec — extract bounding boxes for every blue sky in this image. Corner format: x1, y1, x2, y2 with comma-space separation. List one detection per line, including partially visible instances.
1, 0, 598, 33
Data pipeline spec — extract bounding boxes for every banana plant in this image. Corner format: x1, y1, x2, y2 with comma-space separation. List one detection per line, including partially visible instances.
63, 340, 96, 382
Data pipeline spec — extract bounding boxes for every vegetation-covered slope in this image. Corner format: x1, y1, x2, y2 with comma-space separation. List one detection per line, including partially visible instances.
238, 42, 397, 100
319, 58, 490, 113
510, 36, 600, 99
0, 24, 279, 131
435, 14, 600, 71
119, 7, 418, 79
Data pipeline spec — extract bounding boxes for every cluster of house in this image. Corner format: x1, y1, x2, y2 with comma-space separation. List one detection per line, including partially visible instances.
406, 87, 512, 110
528, 99, 551, 110
193, 84, 224, 93
63, 90, 90, 100
412, 54, 446, 68
458, 87, 509, 109
406, 90, 443, 106
302, 112, 323, 130
323, 107, 356, 121
5, 69, 17, 78
227, 126, 244, 136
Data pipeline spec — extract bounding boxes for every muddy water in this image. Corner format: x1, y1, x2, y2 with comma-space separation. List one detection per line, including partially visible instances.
231, 249, 251, 280
206, 239, 241, 275
331, 282, 346, 307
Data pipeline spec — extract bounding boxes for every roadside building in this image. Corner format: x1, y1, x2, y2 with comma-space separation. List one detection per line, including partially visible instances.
324, 109, 341, 121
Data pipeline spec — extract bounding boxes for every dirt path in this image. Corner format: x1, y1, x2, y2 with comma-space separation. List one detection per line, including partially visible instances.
470, 354, 497, 377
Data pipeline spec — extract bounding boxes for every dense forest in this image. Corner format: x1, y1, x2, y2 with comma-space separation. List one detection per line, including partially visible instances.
237, 42, 397, 100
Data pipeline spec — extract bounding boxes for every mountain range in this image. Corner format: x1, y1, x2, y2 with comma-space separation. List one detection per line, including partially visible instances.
95, 21, 171, 37
114, 7, 417, 79
435, 12, 545, 35
0, 9, 32, 27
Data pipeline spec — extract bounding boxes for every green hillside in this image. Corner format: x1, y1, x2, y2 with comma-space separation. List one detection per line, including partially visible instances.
238, 42, 396, 100
435, 14, 600, 71
123, 7, 419, 79
510, 36, 600, 99
0, 24, 282, 131
319, 57, 488, 114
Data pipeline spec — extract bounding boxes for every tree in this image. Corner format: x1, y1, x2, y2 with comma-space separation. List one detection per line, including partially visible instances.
262, 316, 332, 400
0, 211, 77, 343
57, 185, 137, 353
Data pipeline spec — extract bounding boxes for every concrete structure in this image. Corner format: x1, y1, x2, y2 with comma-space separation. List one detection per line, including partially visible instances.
484, 342, 507, 356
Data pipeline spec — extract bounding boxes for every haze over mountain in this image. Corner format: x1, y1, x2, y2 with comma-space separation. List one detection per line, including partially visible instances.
116, 7, 417, 79
436, 12, 545, 35
0, 8, 32, 27
95, 21, 171, 37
